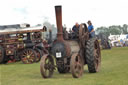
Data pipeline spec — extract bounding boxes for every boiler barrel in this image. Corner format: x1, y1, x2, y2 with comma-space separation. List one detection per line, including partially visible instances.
68, 40, 80, 53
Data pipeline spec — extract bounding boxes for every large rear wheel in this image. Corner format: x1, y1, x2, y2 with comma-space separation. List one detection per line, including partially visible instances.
0, 46, 5, 64
40, 54, 54, 78
20, 48, 36, 64
85, 38, 101, 73
70, 53, 84, 78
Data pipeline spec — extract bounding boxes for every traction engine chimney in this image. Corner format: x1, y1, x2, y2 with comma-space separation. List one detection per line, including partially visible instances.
55, 6, 63, 41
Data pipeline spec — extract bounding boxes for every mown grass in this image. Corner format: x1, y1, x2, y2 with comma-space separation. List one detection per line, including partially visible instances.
0, 47, 128, 85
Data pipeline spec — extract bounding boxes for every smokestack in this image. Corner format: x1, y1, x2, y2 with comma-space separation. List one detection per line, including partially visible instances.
55, 5, 63, 41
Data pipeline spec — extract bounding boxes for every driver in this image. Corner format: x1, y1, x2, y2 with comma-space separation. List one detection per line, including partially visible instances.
72, 22, 80, 39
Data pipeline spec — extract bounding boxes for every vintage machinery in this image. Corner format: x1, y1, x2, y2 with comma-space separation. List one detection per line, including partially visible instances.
101, 39, 111, 49
0, 26, 48, 64
40, 6, 101, 78
96, 34, 111, 49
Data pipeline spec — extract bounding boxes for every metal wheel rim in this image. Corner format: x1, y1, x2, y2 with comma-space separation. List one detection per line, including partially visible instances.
21, 49, 36, 64
44, 57, 53, 77
94, 40, 101, 71
79, 24, 89, 48
35, 49, 42, 62
74, 58, 83, 77
40, 55, 54, 78
71, 53, 83, 78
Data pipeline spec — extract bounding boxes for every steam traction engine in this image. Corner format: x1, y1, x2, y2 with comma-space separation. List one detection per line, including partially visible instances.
40, 6, 101, 78
0, 26, 47, 64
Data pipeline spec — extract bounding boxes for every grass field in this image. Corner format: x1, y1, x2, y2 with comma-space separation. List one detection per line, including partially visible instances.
0, 47, 128, 85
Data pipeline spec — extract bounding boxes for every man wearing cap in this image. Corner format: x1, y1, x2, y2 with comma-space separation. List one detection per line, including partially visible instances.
87, 20, 95, 38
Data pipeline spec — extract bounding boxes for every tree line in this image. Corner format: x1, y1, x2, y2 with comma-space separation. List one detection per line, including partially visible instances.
95, 24, 128, 37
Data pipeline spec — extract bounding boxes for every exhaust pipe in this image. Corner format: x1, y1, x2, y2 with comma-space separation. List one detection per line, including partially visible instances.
54, 5, 71, 57
55, 5, 63, 41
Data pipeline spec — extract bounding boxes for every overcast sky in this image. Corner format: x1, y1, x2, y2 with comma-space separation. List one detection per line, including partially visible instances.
0, 0, 128, 29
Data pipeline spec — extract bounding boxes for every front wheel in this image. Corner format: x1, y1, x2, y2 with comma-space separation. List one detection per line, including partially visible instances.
40, 54, 54, 78
70, 53, 84, 78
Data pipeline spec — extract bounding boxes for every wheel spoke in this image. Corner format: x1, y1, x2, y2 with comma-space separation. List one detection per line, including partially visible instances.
21, 49, 36, 64
40, 55, 54, 78
29, 52, 33, 56
71, 53, 83, 78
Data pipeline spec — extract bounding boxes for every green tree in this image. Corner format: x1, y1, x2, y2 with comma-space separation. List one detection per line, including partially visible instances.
96, 26, 109, 37
122, 24, 128, 34
108, 25, 121, 35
